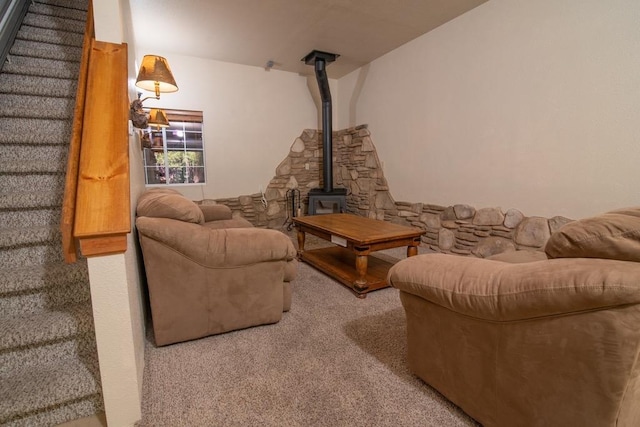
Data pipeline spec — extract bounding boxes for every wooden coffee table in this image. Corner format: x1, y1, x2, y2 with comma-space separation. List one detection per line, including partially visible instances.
293, 213, 424, 298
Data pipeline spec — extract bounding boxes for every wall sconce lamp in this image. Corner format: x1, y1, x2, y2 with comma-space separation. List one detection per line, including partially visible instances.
148, 108, 170, 128
130, 55, 178, 129
140, 108, 170, 149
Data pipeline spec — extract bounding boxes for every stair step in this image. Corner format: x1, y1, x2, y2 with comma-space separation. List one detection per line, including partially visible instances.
0, 359, 101, 426
0, 93, 74, 119
0, 55, 79, 79
0, 144, 68, 167
0, 333, 99, 392
23, 11, 86, 35
0, 238, 65, 269
10, 38, 83, 62
0, 158, 66, 173
0, 282, 92, 323
0, 303, 94, 351
0, 290, 90, 319
1, 393, 101, 427
16, 24, 84, 48
0, 206, 61, 229
0, 171, 65, 195
29, 2, 88, 21
0, 225, 61, 249
0, 279, 91, 317
1, 58, 79, 79
0, 261, 88, 294
33, 0, 89, 13
0, 332, 97, 378
0, 118, 71, 144
0, 306, 97, 404
0, 192, 62, 210
0, 72, 77, 98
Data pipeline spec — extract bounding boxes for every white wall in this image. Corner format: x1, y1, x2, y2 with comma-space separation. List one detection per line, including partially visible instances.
93, 0, 123, 42
139, 52, 319, 201
91, 0, 145, 426
337, 0, 640, 219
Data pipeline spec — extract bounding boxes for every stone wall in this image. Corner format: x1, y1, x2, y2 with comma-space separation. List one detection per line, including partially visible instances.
197, 125, 573, 257
391, 203, 572, 256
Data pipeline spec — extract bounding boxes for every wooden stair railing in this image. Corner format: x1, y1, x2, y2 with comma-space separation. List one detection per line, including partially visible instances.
61, 2, 93, 264
61, 2, 130, 263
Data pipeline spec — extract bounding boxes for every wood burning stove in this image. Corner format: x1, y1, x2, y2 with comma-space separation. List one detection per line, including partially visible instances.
302, 50, 347, 215
307, 188, 347, 215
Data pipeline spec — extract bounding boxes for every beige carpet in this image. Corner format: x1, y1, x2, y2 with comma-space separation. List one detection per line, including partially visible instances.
137, 241, 479, 426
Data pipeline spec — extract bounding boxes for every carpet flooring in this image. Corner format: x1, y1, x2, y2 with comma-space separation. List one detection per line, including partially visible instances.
137, 241, 479, 426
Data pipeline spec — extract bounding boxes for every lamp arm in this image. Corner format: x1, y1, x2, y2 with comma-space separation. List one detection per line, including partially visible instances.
138, 95, 160, 104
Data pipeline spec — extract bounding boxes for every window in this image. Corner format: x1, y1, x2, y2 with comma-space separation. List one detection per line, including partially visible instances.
142, 109, 205, 185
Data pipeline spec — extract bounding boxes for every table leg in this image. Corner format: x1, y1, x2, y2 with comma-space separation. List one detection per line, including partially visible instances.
297, 229, 306, 254
354, 253, 369, 297
407, 245, 418, 257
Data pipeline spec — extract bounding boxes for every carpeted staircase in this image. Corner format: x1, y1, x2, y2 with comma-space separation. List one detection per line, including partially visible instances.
0, 0, 103, 425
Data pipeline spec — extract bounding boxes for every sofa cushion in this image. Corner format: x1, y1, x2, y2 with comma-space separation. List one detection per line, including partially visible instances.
388, 253, 640, 321
199, 204, 233, 222
137, 190, 205, 224
202, 218, 254, 230
545, 207, 640, 262
487, 250, 548, 263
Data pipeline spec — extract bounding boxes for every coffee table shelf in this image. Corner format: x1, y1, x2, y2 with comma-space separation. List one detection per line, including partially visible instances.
299, 246, 393, 294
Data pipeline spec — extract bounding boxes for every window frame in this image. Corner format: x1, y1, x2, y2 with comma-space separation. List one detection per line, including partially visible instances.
142, 109, 206, 186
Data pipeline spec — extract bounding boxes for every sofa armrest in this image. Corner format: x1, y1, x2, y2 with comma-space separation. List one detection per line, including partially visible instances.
136, 217, 296, 267
388, 253, 640, 321
198, 204, 233, 221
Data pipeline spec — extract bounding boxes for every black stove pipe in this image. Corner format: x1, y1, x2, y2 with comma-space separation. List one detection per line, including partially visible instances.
303, 50, 339, 193
314, 58, 333, 192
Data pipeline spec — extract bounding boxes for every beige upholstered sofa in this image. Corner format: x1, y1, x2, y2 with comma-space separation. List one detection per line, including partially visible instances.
388, 207, 640, 427
136, 188, 297, 346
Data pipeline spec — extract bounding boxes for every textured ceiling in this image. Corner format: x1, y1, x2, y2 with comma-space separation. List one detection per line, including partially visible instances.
129, 0, 487, 78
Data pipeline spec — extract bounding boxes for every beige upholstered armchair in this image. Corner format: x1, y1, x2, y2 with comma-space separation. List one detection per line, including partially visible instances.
389, 207, 640, 427
136, 189, 297, 346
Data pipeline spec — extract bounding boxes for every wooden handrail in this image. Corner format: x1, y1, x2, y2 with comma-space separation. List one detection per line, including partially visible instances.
73, 39, 130, 257
61, 2, 93, 263
61, 1, 131, 262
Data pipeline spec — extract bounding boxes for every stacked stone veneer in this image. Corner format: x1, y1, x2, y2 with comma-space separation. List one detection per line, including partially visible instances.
394, 203, 572, 256
198, 124, 573, 256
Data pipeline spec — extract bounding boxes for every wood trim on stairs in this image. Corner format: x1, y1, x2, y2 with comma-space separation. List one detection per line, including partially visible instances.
73, 39, 130, 257
62, 0, 131, 261
61, 1, 93, 264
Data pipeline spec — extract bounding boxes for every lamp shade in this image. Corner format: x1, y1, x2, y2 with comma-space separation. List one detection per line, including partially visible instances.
148, 108, 170, 128
135, 55, 178, 94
